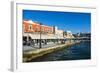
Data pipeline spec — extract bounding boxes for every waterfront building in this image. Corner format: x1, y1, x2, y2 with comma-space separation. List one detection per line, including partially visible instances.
65, 31, 74, 39
23, 20, 66, 46
23, 20, 53, 34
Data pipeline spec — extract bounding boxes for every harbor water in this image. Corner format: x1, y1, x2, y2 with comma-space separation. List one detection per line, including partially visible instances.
29, 40, 91, 62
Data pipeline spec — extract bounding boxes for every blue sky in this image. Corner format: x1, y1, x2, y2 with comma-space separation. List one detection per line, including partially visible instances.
23, 10, 91, 33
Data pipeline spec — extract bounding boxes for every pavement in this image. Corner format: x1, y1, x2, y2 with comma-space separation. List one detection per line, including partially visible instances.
23, 42, 61, 51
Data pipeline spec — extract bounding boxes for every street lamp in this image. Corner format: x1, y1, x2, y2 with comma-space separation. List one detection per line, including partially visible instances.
39, 23, 42, 48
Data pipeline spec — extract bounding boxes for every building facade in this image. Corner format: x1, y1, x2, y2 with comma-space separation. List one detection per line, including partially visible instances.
23, 20, 53, 34
23, 20, 75, 47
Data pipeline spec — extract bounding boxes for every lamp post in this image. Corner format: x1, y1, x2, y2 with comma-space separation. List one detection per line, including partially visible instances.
39, 23, 42, 48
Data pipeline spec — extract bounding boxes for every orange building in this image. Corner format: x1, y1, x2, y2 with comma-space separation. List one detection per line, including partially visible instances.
23, 20, 53, 34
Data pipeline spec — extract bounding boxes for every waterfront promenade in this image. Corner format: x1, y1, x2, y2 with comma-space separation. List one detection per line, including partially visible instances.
23, 42, 59, 51
23, 40, 80, 62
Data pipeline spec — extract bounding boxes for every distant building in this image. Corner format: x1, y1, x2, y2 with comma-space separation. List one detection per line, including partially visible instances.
64, 31, 74, 39
53, 26, 64, 39
78, 32, 91, 39
73, 32, 91, 40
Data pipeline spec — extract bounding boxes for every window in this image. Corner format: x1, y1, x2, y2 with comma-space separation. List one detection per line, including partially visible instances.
29, 24, 32, 30
41, 27, 44, 32
36, 26, 39, 32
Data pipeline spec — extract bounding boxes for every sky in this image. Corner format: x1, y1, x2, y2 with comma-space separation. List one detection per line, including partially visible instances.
23, 10, 91, 34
